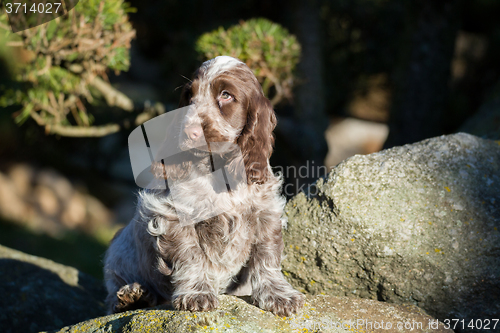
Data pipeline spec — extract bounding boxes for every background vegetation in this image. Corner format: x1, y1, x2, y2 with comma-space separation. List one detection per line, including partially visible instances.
0, 0, 499, 279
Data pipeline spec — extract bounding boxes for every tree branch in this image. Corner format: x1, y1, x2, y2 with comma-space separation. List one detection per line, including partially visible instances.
45, 123, 121, 137
30, 112, 120, 137
89, 76, 134, 111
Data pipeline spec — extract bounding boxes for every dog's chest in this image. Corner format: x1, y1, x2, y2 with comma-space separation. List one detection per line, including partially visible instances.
194, 213, 254, 270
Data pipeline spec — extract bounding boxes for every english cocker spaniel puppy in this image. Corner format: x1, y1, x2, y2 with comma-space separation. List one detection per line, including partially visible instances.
104, 56, 305, 317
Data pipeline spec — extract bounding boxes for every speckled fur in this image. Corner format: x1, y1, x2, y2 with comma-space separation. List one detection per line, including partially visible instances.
104, 56, 304, 316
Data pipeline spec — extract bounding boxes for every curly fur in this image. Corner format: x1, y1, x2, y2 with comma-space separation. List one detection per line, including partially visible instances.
104, 56, 304, 316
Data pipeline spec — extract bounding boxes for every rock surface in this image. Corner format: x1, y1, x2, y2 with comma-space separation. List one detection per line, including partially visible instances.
50, 294, 451, 333
3, 133, 498, 332
0, 245, 106, 333
0, 247, 451, 333
282, 133, 500, 328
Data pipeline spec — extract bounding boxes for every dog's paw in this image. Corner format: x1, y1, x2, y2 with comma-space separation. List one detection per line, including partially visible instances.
253, 288, 305, 317
174, 292, 219, 312
113, 282, 157, 313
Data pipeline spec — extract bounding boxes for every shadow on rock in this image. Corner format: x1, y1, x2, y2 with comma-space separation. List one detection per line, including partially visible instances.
0, 246, 106, 333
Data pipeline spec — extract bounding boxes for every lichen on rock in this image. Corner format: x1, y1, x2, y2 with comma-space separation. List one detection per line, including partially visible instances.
282, 133, 500, 324
51, 295, 451, 333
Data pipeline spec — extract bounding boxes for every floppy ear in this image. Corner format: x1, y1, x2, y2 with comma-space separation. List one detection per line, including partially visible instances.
237, 93, 277, 184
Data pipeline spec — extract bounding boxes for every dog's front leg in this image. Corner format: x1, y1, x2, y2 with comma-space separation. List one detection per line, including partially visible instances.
249, 213, 305, 317
158, 227, 219, 312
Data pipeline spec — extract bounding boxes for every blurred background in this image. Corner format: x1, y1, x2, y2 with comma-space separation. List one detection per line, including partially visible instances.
0, 0, 499, 280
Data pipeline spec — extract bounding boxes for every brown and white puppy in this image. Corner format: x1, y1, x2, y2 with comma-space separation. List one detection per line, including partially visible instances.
103, 56, 305, 316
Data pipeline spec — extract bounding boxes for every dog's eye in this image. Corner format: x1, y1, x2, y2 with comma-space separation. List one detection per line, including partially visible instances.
220, 91, 232, 101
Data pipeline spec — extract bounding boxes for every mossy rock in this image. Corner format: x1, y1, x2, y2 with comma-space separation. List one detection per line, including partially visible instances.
282, 133, 500, 329
51, 295, 451, 333
0, 245, 106, 333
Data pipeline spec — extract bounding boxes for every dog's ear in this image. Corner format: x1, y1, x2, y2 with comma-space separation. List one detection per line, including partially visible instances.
237, 92, 276, 184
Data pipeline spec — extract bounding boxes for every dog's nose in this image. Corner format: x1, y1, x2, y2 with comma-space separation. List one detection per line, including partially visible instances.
185, 125, 203, 140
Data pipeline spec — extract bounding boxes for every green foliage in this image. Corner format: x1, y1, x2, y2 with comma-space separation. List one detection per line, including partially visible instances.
0, 0, 135, 133
196, 18, 301, 105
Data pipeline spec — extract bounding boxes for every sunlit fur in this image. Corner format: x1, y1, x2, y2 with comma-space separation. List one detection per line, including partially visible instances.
104, 56, 305, 316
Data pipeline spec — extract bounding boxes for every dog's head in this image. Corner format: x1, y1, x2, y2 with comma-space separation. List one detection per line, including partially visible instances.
178, 56, 276, 184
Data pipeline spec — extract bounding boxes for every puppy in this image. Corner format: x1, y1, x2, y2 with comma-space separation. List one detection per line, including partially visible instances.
104, 56, 305, 316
